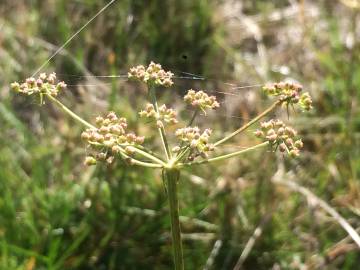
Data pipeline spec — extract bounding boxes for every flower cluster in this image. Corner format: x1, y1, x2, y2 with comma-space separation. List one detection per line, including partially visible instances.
263, 82, 312, 111
81, 112, 144, 165
128, 61, 174, 87
255, 119, 303, 157
184, 90, 220, 112
139, 103, 178, 128
11, 73, 66, 97
299, 92, 313, 111
175, 127, 214, 160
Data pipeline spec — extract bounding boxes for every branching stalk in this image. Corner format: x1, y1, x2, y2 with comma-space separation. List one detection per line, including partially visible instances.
179, 142, 269, 167
118, 150, 162, 168
45, 94, 96, 129
127, 146, 167, 166
149, 86, 172, 160
175, 109, 199, 160
46, 94, 164, 166
214, 100, 281, 146
174, 147, 190, 163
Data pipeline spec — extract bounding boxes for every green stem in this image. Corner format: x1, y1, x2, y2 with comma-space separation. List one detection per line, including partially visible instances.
127, 146, 167, 166
175, 109, 199, 160
86, 142, 162, 168
119, 151, 162, 168
188, 109, 199, 126
45, 94, 96, 129
164, 169, 184, 270
174, 147, 190, 163
178, 142, 269, 167
135, 145, 164, 160
149, 86, 172, 160
214, 100, 281, 147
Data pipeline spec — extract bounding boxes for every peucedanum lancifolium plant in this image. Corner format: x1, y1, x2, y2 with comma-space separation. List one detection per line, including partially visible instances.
12, 61, 313, 270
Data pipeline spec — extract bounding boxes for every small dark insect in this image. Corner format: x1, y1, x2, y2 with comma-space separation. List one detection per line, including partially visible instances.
181, 54, 188, 60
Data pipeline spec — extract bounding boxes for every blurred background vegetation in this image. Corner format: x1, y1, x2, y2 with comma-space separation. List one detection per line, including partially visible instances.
0, 0, 359, 269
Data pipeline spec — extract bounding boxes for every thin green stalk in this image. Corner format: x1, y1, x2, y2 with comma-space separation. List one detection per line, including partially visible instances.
178, 142, 269, 167
0, 241, 50, 265
127, 146, 167, 166
149, 86, 172, 160
135, 144, 164, 160
118, 150, 163, 168
188, 109, 199, 126
214, 100, 281, 147
174, 147, 190, 163
45, 94, 96, 129
175, 109, 199, 160
88, 141, 163, 164
159, 128, 172, 160
124, 206, 218, 231
164, 169, 184, 270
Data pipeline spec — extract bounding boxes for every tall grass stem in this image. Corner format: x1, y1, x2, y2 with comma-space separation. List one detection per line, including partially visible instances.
164, 169, 184, 270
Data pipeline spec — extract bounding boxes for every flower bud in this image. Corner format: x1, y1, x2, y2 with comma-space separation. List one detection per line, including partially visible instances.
190, 140, 198, 148
106, 156, 114, 164
56, 81, 67, 90
96, 152, 107, 160
26, 77, 36, 86
11, 82, 20, 92
84, 156, 97, 166
289, 149, 300, 158
111, 145, 121, 153
285, 138, 294, 146
104, 134, 112, 141
107, 111, 117, 121
279, 143, 287, 152
135, 136, 145, 144
99, 126, 110, 134
103, 140, 115, 147
36, 79, 43, 87
47, 73, 56, 84
39, 73, 47, 80
156, 120, 164, 128
266, 134, 278, 142
94, 134, 104, 143
267, 129, 276, 136
81, 131, 90, 140
95, 116, 104, 125
294, 140, 304, 149
103, 119, 111, 126
277, 127, 285, 135
285, 127, 296, 137
254, 130, 264, 137
125, 146, 135, 155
